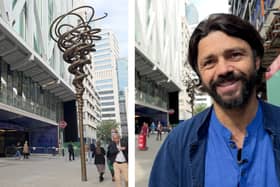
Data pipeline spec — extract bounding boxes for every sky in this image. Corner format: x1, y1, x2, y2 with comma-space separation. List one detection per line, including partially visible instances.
86, 0, 128, 57
192, 0, 229, 21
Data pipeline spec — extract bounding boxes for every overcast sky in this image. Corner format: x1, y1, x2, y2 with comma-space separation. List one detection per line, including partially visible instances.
193, 0, 229, 21
86, 0, 128, 57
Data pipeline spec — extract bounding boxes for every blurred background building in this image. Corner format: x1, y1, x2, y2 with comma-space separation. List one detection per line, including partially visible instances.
0, 0, 79, 156
229, 0, 280, 106
117, 57, 128, 136
135, 0, 185, 132
93, 30, 121, 124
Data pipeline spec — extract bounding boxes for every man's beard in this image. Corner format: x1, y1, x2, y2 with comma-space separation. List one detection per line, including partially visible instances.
202, 70, 257, 109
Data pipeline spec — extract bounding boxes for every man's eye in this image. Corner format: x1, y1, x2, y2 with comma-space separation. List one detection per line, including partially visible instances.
202, 60, 214, 67
230, 52, 242, 60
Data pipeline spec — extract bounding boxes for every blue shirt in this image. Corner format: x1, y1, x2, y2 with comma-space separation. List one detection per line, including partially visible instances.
205, 102, 279, 187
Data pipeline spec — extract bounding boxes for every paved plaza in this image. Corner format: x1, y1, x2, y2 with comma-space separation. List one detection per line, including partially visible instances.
135, 133, 167, 187
0, 133, 167, 187
0, 155, 116, 187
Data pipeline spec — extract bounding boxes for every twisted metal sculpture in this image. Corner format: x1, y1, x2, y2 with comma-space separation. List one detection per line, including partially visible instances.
50, 6, 107, 181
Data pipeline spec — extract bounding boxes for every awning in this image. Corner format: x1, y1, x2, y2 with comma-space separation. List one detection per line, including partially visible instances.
0, 19, 75, 102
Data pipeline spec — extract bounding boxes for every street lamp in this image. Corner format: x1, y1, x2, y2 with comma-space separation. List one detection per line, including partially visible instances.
49, 6, 107, 181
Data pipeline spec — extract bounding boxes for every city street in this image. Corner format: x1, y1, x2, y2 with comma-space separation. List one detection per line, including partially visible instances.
135, 132, 167, 187
0, 155, 115, 187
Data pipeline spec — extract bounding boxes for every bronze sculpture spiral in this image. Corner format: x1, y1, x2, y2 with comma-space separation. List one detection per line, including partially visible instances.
49, 6, 107, 181
50, 5, 107, 96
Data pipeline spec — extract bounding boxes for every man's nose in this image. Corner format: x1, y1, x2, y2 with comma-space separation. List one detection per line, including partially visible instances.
215, 58, 234, 76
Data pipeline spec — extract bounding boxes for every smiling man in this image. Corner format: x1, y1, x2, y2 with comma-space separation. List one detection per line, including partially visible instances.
149, 14, 280, 187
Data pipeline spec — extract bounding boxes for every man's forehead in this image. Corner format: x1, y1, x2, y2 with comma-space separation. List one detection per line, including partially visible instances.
198, 32, 251, 58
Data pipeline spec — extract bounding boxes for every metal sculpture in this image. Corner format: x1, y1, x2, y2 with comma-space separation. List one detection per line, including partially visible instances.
50, 6, 107, 181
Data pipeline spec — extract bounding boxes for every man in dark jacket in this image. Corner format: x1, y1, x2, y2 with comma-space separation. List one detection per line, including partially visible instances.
67, 142, 74, 161
108, 133, 128, 187
149, 13, 280, 187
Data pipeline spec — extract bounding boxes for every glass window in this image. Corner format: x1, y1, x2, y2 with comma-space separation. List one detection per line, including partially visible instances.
95, 79, 112, 84
96, 48, 111, 53
12, 4, 26, 40
94, 59, 111, 65
95, 38, 109, 44
100, 96, 114, 100
96, 84, 113, 90
0, 62, 8, 103
101, 102, 114, 106
94, 53, 111, 60
48, 0, 54, 41
102, 107, 115, 112
95, 43, 110, 48
102, 113, 115, 118
12, 0, 17, 9
95, 64, 112, 71
98, 90, 113, 95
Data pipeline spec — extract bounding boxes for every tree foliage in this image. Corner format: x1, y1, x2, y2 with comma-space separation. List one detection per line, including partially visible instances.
193, 103, 208, 115
96, 120, 119, 144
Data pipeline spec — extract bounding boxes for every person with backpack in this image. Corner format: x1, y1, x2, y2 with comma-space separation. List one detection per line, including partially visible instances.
93, 141, 106, 182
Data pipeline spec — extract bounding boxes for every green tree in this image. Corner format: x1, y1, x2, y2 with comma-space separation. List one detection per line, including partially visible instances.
193, 103, 208, 115
96, 120, 119, 144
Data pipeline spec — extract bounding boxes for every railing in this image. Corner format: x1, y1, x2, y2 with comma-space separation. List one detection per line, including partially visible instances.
0, 89, 57, 121
135, 89, 168, 109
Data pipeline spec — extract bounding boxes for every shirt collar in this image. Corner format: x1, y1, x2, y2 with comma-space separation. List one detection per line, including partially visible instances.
210, 100, 263, 141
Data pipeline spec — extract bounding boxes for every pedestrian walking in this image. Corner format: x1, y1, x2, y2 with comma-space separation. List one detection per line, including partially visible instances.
150, 121, 156, 135
14, 142, 22, 160
156, 121, 163, 141
23, 141, 29, 159
141, 122, 149, 138
93, 141, 106, 182
108, 133, 128, 187
167, 123, 172, 134
106, 142, 115, 182
89, 141, 95, 164
67, 142, 74, 161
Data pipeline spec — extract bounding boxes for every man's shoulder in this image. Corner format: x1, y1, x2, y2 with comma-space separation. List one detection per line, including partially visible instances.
261, 101, 280, 131
167, 108, 211, 145
262, 100, 280, 110
261, 100, 280, 119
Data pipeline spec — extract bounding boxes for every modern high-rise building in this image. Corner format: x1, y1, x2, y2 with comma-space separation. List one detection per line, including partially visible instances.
83, 62, 101, 143
135, 0, 184, 130
0, 1, 80, 156
117, 57, 128, 136
93, 30, 121, 124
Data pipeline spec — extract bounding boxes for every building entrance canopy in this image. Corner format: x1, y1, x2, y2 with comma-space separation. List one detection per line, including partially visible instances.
0, 19, 75, 102
0, 105, 57, 131
135, 47, 181, 93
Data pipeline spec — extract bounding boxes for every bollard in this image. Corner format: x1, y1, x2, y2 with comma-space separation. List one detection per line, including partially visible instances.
138, 134, 148, 150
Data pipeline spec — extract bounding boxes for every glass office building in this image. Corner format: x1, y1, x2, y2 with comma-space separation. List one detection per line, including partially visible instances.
0, 0, 77, 156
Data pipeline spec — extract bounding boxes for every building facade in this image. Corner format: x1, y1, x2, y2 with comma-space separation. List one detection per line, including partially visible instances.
0, 0, 79, 156
135, 0, 184, 130
180, 1, 212, 121
117, 57, 128, 136
83, 63, 101, 143
229, 0, 280, 106
93, 30, 121, 124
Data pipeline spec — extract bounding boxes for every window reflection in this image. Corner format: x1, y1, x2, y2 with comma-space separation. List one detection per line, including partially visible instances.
0, 61, 63, 121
